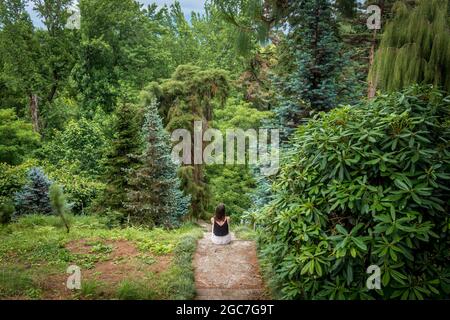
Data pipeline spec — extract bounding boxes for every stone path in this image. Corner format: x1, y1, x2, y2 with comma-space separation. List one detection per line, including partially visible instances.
193, 221, 268, 300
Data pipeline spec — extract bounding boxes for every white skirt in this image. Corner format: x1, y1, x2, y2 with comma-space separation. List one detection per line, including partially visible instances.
211, 232, 232, 245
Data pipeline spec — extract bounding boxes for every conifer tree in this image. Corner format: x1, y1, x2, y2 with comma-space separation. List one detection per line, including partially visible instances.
125, 100, 189, 227
15, 167, 53, 216
369, 0, 450, 93
49, 183, 70, 233
100, 103, 140, 214
274, 0, 350, 136
151, 65, 230, 218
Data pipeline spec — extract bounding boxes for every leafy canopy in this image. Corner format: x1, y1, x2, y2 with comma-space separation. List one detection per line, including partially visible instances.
0, 109, 40, 165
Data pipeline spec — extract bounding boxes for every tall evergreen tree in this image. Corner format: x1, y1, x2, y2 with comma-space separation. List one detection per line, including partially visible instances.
274, 0, 350, 135
369, 0, 450, 93
125, 100, 189, 228
151, 65, 230, 218
99, 103, 140, 214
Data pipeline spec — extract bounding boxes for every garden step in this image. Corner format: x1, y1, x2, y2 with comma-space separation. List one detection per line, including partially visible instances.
195, 288, 267, 300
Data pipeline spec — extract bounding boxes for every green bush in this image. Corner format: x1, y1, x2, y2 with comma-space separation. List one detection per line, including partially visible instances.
255, 86, 450, 300
41, 118, 108, 176
44, 162, 105, 214
0, 108, 40, 165
0, 160, 38, 199
14, 167, 53, 216
0, 197, 14, 224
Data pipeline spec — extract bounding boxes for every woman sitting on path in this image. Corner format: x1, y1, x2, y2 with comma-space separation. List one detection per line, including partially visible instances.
211, 203, 231, 245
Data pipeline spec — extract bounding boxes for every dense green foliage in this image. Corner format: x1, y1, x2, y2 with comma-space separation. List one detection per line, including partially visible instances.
44, 162, 105, 214
255, 86, 450, 299
0, 161, 37, 200
1, 0, 450, 301
41, 118, 108, 176
97, 103, 140, 215
152, 64, 230, 218
0, 109, 40, 165
74, 0, 165, 113
126, 100, 189, 227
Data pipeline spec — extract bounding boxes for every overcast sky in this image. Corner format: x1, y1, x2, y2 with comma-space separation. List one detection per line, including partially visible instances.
28, 0, 207, 28
140, 0, 206, 13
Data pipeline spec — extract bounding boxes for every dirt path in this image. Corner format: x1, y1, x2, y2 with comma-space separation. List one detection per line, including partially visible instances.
193, 221, 268, 300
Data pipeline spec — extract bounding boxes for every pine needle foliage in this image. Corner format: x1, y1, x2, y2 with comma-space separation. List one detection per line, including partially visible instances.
273, 0, 353, 137
125, 100, 189, 228
14, 168, 53, 216
49, 183, 70, 233
149, 65, 230, 218
99, 103, 140, 214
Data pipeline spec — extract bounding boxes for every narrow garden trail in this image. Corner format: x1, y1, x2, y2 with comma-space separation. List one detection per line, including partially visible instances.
193, 221, 268, 300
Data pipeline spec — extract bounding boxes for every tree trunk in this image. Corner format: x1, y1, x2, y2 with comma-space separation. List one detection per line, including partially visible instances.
59, 213, 70, 233
29, 93, 40, 134
47, 71, 58, 102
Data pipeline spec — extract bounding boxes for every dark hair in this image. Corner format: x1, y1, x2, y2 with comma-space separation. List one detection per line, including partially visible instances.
214, 203, 226, 222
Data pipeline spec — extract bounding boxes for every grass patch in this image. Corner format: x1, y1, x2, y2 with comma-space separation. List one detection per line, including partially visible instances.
157, 230, 203, 300
0, 215, 202, 300
80, 279, 102, 299
116, 280, 157, 300
0, 267, 37, 298
233, 224, 257, 241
